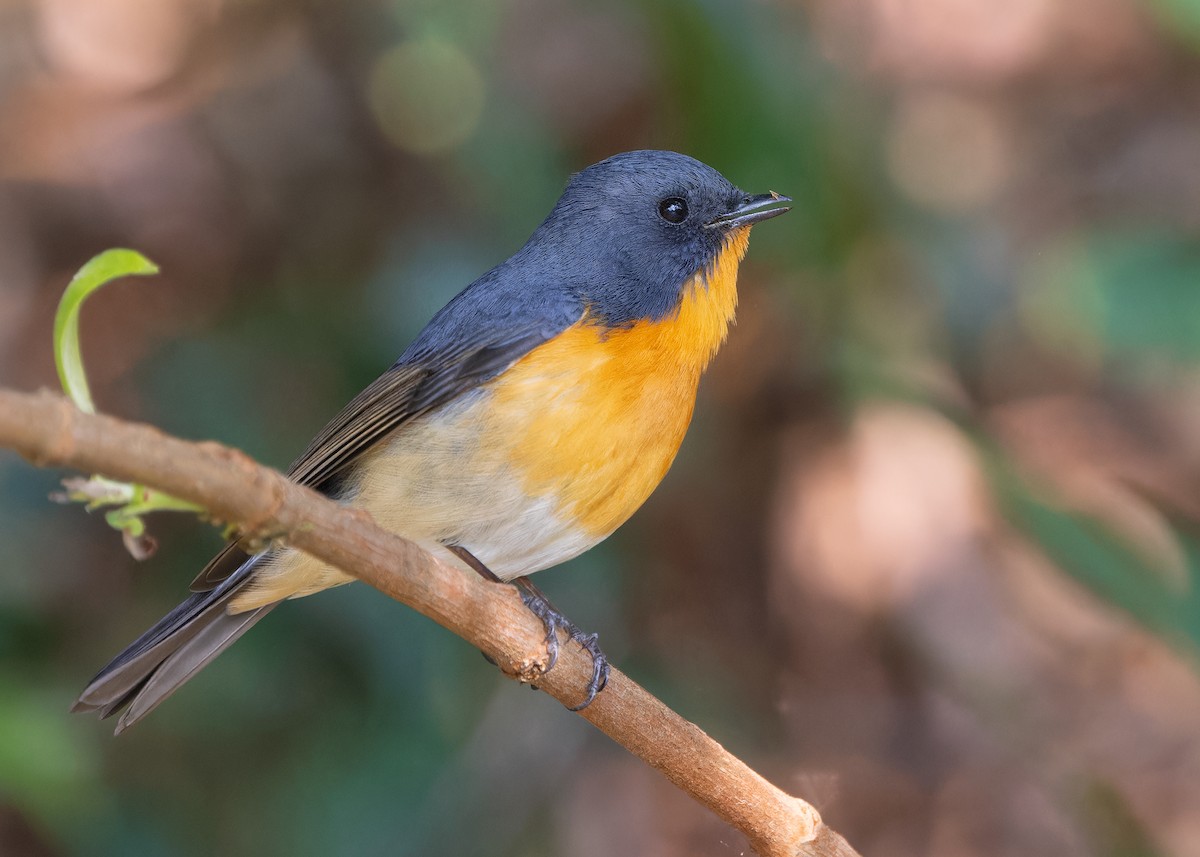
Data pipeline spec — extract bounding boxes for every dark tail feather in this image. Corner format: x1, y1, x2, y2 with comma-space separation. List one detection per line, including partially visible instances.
112, 604, 274, 733
73, 554, 275, 734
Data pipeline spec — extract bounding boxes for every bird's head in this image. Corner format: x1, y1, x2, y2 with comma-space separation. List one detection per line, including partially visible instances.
529, 150, 790, 326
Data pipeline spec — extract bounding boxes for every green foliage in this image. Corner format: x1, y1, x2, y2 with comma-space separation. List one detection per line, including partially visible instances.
997, 468, 1200, 655
1027, 232, 1200, 364
1148, 0, 1200, 47
0, 675, 100, 829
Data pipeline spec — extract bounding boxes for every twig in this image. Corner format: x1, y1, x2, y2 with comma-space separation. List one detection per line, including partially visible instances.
0, 387, 861, 857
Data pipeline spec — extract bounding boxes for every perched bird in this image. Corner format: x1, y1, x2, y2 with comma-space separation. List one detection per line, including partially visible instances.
73, 150, 790, 733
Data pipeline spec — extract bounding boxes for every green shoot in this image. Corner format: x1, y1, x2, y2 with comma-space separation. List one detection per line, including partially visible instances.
50, 249, 206, 558
53, 249, 159, 414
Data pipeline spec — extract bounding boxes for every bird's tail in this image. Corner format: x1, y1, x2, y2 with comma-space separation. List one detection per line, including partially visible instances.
73, 552, 275, 734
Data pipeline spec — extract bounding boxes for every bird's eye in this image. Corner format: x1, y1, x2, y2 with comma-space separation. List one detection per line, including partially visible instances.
658, 197, 688, 224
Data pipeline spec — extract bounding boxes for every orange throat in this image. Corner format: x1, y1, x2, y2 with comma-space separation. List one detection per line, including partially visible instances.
667, 223, 750, 372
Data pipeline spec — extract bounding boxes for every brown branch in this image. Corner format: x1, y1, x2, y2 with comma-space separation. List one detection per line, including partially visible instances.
0, 388, 860, 857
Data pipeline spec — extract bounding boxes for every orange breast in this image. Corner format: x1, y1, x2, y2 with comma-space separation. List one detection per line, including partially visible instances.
486, 227, 750, 537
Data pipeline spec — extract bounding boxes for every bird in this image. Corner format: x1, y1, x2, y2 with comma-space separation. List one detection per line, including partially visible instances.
72, 150, 791, 733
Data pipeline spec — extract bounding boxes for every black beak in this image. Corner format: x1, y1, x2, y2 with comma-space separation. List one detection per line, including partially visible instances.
706, 191, 791, 229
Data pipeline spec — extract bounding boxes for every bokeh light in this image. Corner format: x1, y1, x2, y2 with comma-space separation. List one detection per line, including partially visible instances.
369, 37, 485, 154
885, 91, 1012, 214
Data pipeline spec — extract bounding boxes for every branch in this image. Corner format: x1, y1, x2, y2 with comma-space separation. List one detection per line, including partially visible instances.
0, 388, 860, 857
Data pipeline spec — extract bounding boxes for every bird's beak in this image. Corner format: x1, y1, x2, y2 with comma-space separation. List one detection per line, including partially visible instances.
706, 191, 792, 229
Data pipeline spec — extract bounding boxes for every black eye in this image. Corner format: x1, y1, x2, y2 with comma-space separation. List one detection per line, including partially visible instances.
658, 197, 688, 224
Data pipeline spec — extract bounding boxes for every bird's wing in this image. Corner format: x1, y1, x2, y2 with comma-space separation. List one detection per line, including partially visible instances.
188, 322, 571, 592
285, 325, 563, 489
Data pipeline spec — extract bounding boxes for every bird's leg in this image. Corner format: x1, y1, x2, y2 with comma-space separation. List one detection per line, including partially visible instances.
445, 544, 510, 667
514, 574, 609, 710
446, 543, 503, 583
445, 545, 609, 710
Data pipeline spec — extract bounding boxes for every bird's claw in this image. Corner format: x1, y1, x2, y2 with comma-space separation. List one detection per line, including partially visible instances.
519, 586, 609, 710
566, 630, 610, 711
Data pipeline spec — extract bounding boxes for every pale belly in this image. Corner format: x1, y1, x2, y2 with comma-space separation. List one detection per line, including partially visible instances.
350, 389, 604, 579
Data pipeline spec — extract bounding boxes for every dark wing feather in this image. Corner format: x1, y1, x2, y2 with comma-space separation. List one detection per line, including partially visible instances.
188, 324, 565, 592
283, 365, 427, 489
189, 541, 251, 593
290, 326, 558, 489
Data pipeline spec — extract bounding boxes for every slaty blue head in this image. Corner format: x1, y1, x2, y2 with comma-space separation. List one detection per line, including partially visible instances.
525, 150, 791, 325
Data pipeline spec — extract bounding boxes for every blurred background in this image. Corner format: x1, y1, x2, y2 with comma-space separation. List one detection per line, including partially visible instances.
1, 0, 1200, 854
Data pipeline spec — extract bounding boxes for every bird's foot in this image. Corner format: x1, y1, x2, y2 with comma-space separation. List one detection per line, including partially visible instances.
447, 545, 610, 709
517, 580, 610, 711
